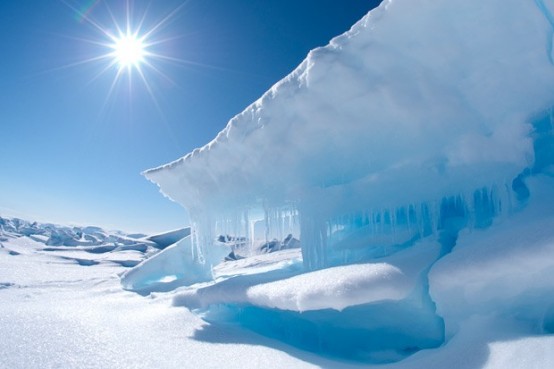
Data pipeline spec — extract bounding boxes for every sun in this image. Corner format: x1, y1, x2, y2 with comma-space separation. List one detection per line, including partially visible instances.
61, 0, 189, 110
112, 32, 147, 70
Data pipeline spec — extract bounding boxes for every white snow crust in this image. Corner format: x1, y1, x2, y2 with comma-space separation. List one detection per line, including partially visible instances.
0, 220, 344, 369
246, 263, 408, 312
174, 239, 438, 312
2, 210, 554, 367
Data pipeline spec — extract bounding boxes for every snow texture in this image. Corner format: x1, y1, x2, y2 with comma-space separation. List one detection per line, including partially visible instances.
0, 220, 357, 369
246, 263, 409, 312
2, 208, 554, 367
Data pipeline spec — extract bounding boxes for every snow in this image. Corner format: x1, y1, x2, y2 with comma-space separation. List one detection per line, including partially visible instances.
146, 227, 191, 249
175, 239, 438, 313
2, 215, 554, 367
246, 263, 409, 312
169, 240, 442, 362
0, 225, 342, 369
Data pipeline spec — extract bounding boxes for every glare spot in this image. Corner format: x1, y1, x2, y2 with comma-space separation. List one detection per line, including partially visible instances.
113, 33, 146, 69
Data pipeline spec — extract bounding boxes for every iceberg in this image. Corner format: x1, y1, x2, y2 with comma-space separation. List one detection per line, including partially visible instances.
137, 0, 554, 364
145, 0, 554, 269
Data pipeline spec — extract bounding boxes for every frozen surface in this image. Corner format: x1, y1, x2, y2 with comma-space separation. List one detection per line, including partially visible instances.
176, 240, 438, 313
2, 216, 554, 367
0, 219, 347, 369
246, 262, 409, 312
246, 239, 438, 312
173, 241, 444, 362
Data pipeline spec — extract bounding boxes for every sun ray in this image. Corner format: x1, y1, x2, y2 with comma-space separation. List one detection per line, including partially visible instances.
146, 52, 236, 73
41, 54, 114, 75
141, 34, 187, 47
85, 59, 119, 87
62, 0, 115, 41
103, 1, 123, 38
98, 66, 125, 117
135, 64, 165, 119
134, 2, 152, 36
142, 60, 177, 87
125, 0, 132, 36
141, 1, 190, 40
61, 0, 224, 114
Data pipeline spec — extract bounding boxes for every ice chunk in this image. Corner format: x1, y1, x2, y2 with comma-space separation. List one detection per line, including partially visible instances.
429, 176, 554, 337
121, 235, 230, 294
146, 227, 190, 249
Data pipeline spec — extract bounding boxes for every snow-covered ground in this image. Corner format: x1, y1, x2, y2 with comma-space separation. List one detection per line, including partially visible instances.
2, 212, 554, 368
0, 222, 341, 369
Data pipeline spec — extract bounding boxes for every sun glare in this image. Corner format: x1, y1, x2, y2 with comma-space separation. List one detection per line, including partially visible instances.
62, 0, 189, 111
112, 33, 146, 69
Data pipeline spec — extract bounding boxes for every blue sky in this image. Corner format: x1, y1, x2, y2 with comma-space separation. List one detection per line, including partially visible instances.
0, 0, 380, 233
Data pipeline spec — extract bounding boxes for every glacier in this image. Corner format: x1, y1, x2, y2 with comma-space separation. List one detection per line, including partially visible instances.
134, 0, 554, 365
145, 0, 554, 270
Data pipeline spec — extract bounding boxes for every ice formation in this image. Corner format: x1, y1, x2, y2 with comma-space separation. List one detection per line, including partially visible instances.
139, 0, 554, 364
145, 0, 554, 270
120, 233, 229, 294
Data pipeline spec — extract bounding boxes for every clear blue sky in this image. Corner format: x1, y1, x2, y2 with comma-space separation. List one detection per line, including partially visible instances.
0, 0, 380, 234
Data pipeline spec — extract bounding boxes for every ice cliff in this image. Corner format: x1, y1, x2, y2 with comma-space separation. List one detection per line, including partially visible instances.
145, 0, 554, 269
138, 0, 554, 364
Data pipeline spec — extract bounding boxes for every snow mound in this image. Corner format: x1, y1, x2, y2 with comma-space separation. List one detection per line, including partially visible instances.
246, 239, 438, 312
246, 263, 408, 312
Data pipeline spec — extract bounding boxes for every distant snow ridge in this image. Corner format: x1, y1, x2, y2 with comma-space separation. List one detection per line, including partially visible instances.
0, 216, 145, 248
139, 0, 554, 364
0, 216, 167, 268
